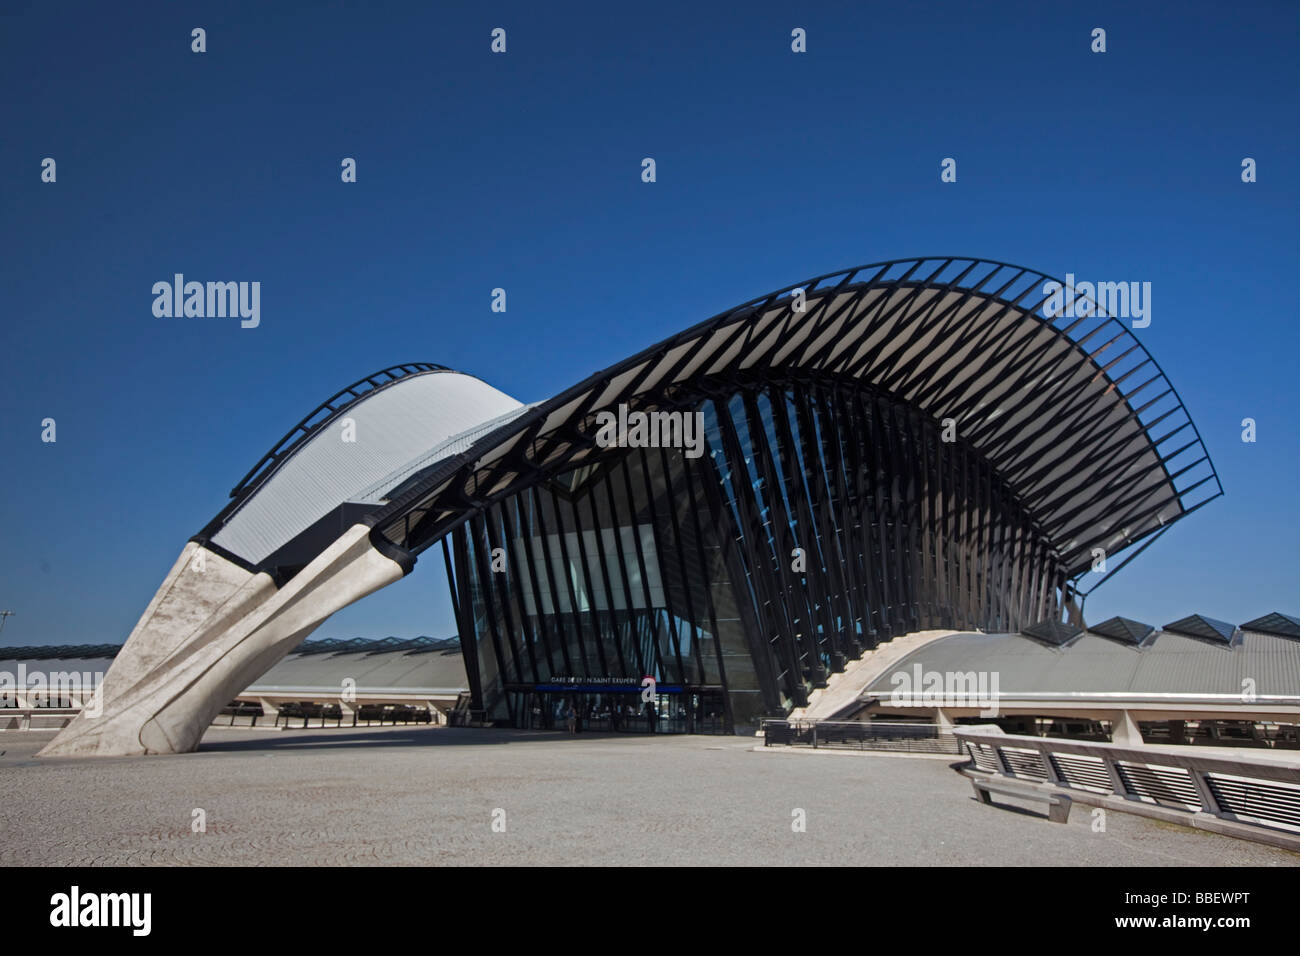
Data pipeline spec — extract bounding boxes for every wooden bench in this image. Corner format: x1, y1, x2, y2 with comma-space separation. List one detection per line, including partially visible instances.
970, 775, 1072, 824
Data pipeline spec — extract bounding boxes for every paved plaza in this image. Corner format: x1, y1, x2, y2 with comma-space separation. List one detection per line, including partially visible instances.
1, 726, 1296, 867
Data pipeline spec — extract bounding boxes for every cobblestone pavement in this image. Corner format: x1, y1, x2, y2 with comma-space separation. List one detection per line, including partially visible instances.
2, 727, 1296, 866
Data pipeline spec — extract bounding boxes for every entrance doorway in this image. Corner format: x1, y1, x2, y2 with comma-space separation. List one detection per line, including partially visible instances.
505, 685, 729, 734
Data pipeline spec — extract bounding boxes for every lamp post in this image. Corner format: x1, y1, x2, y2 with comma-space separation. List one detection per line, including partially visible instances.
0, 610, 13, 637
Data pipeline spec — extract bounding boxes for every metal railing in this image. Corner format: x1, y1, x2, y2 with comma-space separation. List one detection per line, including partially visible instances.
219, 701, 263, 727
763, 719, 961, 754
955, 726, 1300, 847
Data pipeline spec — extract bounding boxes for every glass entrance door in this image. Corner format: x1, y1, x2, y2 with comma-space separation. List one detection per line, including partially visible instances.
507, 687, 720, 733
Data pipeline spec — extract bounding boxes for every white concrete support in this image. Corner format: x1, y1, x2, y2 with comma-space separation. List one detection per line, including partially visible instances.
1111, 709, 1145, 747
40, 525, 406, 757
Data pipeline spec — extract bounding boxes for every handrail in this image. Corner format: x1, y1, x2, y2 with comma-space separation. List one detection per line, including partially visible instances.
954, 726, 1300, 845
762, 718, 961, 753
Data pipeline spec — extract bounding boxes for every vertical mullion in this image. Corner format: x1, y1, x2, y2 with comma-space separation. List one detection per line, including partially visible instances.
443, 531, 483, 708
795, 384, 860, 659
634, 445, 689, 684
745, 390, 821, 681
678, 444, 734, 707
479, 503, 527, 686
563, 489, 612, 677
656, 445, 708, 684
771, 386, 841, 670
713, 398, 804, 705
828, 384, 876, 645
580, 487, 628, 676
528, 484, 578, 675
901, 408, 925, 631
844, 386, 889, 639
548, 487, 597, 677
780, 385, 843, 660
616, 457, 671, 680
511, 493, 560, 679
601, 468, 650, 678
728, 395, 808, 693
959, 444, 974, 627
467, 514, 514, 723
498, 497, 544, 682
687, 430, 776, 718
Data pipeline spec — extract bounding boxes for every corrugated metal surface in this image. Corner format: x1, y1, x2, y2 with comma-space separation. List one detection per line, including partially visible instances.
247, 647, 467, 695
353, 403, 536, 504
213, 372, 522, 564
2, 651, 465, 698
865, 628, 1300, 700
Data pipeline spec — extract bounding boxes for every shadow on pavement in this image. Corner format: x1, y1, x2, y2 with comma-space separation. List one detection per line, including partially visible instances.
196, 726, 706, 753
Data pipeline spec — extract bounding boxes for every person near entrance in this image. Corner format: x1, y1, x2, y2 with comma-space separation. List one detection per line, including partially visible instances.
565, 701, 576, 734
644, 699, 658, 734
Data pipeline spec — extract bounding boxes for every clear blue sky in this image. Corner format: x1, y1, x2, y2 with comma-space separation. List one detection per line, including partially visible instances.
2, 1, 1296, 646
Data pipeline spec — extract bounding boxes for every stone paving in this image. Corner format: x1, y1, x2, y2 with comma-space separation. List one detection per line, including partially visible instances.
1, 726, 1296, 866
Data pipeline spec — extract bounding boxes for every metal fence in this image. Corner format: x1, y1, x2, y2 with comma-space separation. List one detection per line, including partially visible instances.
762, 719, 961, 754
955, 726, 1300, 848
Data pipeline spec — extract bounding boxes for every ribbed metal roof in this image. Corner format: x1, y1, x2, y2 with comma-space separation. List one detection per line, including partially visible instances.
370, 258, 1222, 580
0, 642, 467, 697
208, 370, 522, 565
246, 642, 467, 696
863, 627, 1300, 700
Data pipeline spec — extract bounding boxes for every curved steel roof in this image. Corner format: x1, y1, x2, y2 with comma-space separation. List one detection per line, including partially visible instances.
366, 257, 1221, 582
202, 366, 524, 565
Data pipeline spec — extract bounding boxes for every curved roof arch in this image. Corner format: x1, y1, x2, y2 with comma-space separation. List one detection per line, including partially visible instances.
199, 366, 526, 567
363, 257, 1221, 583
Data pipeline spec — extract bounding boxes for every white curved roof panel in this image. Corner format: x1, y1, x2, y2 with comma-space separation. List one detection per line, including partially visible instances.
211, 370, 521, 565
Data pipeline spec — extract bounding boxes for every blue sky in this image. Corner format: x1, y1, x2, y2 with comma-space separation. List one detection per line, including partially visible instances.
2, 1, 1296, 646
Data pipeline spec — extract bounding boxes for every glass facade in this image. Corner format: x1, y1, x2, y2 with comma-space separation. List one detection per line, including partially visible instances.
445, 377, 1067, 732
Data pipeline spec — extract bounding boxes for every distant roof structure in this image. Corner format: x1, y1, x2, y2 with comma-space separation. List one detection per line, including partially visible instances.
863, 628, 1300, 701
0, 639, 467, 700
1241, 612, 1300, 640
1089, 615, 1156, 646
1163, 613, 1238, 645
0, 644, 121, 661
247, 637, 467, 697
292, 636, 459, 657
